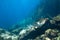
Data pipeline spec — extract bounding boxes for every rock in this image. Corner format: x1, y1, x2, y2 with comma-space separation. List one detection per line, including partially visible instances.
11, 35, 19, 40
0, 14, 60, 40
0, 28, 6, 34
45, 29, 59, 39
0, 28, 19, 40
50, 20, 56, 24
53, 14, 60, 21
45, 37, 51, 40
0, 36, 4, 40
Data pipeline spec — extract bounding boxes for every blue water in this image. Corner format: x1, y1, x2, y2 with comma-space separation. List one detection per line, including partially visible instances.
0, 0, 41, 29
0, 0, 60, 30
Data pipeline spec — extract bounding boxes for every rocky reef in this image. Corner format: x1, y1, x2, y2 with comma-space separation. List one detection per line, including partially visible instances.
0, 14, 60, 40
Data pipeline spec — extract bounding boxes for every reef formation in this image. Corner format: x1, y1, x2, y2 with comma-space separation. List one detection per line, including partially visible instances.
0, 14, 60, 40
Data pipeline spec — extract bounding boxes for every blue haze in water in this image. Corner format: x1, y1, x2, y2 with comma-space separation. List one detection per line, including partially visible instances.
0, 0, 41, 29
0, 0, 60, 30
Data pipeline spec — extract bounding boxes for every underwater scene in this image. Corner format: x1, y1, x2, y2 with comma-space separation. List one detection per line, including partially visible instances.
0, 0, 60, 40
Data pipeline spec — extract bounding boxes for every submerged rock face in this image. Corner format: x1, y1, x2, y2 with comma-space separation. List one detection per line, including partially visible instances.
0, 28, 19, 40
0, 14, 60, 40
34, 29, 60, 40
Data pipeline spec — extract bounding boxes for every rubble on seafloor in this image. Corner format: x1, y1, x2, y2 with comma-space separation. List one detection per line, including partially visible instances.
0, 14, 60, 40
